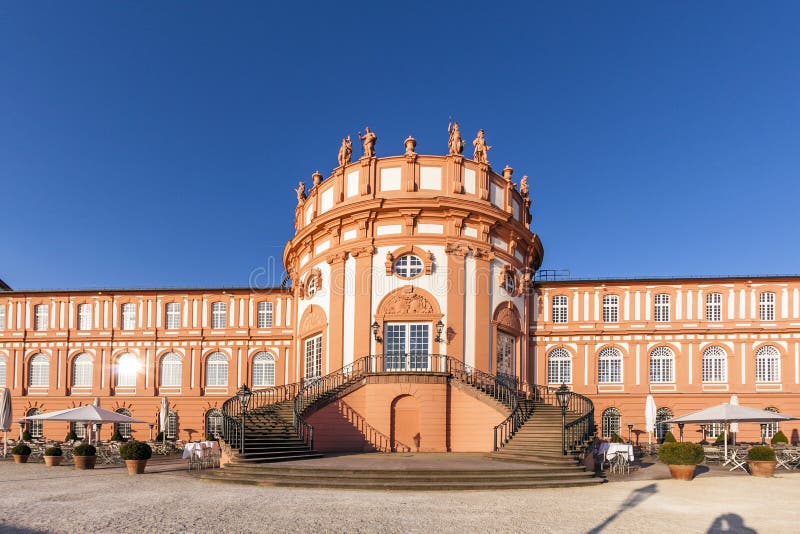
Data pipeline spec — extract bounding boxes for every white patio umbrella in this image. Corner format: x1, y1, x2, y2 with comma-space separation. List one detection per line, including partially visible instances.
92, 397, 101, 443
0, 388, 12, 458
666, 403, 797, 459
729, 394, 739, 443
644, 395, 657, 445
159, 397, 169, 444
25, 405, 145, 444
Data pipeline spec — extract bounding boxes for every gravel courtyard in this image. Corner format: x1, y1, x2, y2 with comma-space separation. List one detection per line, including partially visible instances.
0, 460, 796, 533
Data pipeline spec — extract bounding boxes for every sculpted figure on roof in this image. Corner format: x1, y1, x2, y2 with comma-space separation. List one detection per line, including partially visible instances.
472, 129, 491, 165
295, 181, 306, 204
447, 120, 465, 155
358, 127, 377, 159
338, 135, 352, 167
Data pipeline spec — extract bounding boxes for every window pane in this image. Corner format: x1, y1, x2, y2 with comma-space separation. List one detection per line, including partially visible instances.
759, 292, 775, 321
72, 353, 93, 387
649, 347, 674, 383
78, 304, 92, 330
206, 353, 228, 386
598, 348, 622, 383
165, 303, 181, 329
212, 302, 227, 329
252, 352, 276, 387
548, 348, 571, 384
121, 304, 136, 330
552, 296, 568, 324
116, 354, 137, 387
257, 302, 273, 328
160, 353, 182, 387
706, 293, 722, 322
602, 408, 621, 439
29, 354, 49, 387
34, 305, 48, 331
602, 295, 618, 323
115, 409, 131, 438
654, 294, 670, 322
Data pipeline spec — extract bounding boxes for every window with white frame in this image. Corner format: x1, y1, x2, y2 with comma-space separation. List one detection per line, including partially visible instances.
306, 276, 318, 297
29, 353, 49, 387
552, 295, 568, 324
211, 302, 227, 329
759, 292, 775, 321
701, 346, 727, 383
257, 301, 273, 328
115, 409, 132, 439
166, 410, 178, 439
547, 348, 571, 384
206, 352, 228, 386
654, 294, 670, 322
34, 304, 48, 331
159, 352, 182, 387
206, 409, 223, 438
598, 347, 623, 383
502, 272, 516, 295
603, 295, 619, 323
26, 408, 42, 438
116, 353, 138, 387
649, 347, 675, 383
70, 421, 86, 439
0, 356, 6, 386
393, 254, 423, 278
78, 304, 92, 330
764, 407, 780, 439
165, 302, 181, 329
121, 303, 136, 330
72, 353, 93, 387
706, 293, 722, 322
601, 408, 621, 439
705, 422, 723, 439
756, 345, 780, 382
305, 335, 323, 380
0, 304, 5, 330
655, 407, 673, 441
252, 352, 276, 387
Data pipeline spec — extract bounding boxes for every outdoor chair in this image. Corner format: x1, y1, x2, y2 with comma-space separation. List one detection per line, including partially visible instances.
776, 448, 800, 470
703, 446, 722, 465
728, 449, 748, 473
609, 453, 630, 475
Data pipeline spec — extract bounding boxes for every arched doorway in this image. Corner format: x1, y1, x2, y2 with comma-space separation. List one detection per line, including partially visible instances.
391, 395, 420, 452
492, 303, 522, 378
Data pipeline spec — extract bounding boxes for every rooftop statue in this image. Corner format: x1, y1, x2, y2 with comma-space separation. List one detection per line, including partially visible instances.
295, 181, 306, 204
447, 120, 465, 155
358, 127, 377, 159
520, 175, 529, 197
472, 129, 491, 165
337, 135, 352, 167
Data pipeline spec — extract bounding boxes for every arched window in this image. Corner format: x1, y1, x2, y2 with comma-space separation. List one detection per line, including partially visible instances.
72, 353, 93, 387
601, 408, 621, 439
0, 356, 6, 387
547, 348, 571, 384
393, 254, 423, 278
252, 352, 276, 387
115, 353, 138, 387
764, 407, 780, 440
756, 346, 780, 382
706, 293, 722, 322
29, 354, 49, 387
70, 421, 86, 439
159, 353, 182, 387
26, 408, 42, 439
759, 292, 775, 321
655, 407, 673, 441
649, 347, 674, 383
206, 352, 228, 386
552, 295, 568, 324
598, 347, 623, 383
206, 409, 223, 438
211, 302, 227, 329
166, 410, 178, 439
701, 346, 727, 383
654, 294, 670, 322
115, 408, 132, 439
602, 295, 619, 323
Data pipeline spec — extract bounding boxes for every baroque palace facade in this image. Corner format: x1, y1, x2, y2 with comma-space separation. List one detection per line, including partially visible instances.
2, 126, 798, 450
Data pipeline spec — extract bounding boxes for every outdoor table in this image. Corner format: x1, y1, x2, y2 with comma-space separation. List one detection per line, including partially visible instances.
604, 443, 634, 462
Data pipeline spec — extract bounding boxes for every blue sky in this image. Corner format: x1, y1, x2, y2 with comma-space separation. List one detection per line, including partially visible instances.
2, 1, 799, 289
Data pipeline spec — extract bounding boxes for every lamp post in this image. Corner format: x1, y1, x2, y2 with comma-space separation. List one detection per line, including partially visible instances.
627, 423, 634, 444
678, 423, 685, 442
555, 383, 571, 455
760, 423, 767, 446
148, 423, 154, 442
236, 384, 253, 454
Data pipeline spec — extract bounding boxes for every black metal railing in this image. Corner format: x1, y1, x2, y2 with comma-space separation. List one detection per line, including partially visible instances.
220, 382, 303, 453
518, 382, 595, 455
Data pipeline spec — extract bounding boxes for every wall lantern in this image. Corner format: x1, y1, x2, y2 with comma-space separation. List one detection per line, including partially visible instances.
371, 321, 382, 342
434, 320, 445, 343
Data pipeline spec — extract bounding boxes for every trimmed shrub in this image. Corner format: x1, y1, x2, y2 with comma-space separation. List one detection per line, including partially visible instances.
22, 430, 32, 442
658, 442, 704, 465
73, 444, 97, 457
45, 446, 63, 457
110, 431, 125, 442
610, 432, 624, 444
747, 446, 776, 462
662, 431, 677, 443
11, 444, 32, 456
119, 440, 152, 461
155, 432, 164, 442
714, 432, 732, 444
771, 431, 789, 445
64, 431, 79, 442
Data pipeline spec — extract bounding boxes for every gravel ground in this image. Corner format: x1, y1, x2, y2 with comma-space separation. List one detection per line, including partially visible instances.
0, 460, 796, 533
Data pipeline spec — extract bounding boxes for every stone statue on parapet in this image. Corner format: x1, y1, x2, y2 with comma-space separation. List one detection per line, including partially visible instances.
338, 135, 352, 167
520, 175, 529, 197
358, 127, 377, 159
295, 181, 306, 204
472, 129, 491, 165
447, 120, 465, 155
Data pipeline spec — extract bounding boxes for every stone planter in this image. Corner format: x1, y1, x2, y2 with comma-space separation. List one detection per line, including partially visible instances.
125, 459, 148, 475
74, 455, 97, 470
667, 464, 696, 481
44, 455, 63, 467
12, 454, 29, 464
747, 460, 776, 477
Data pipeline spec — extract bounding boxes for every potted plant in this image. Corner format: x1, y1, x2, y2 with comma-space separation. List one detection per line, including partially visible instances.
73, 443, 97, 470
771, 431, 789, 446
11, 443, 32, 463
44, 446, 63, 467
658, 442, 704, 480
110, 431, 125, 442
747, 446, 777, 477
119, 440, 152, 474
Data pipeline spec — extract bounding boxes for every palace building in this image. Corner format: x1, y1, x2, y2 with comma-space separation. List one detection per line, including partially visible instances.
2, 128, 798, 458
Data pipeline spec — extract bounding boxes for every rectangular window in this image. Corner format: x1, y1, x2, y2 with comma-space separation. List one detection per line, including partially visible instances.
78, 304, 92, 330
759, 292, 775, 321
34, 304, 48, 331
304, 335, 322, 380
602, 295, 618, 323
0, 359, 6, 386
706, 293, 722, 322
654, 294, 670, 322
211, 302, 227, 329
0, 304, 5, 330
552, 295, 568, 324
165, 303, 181, 329
257, 301, 273, 328
121, 303, 136, 330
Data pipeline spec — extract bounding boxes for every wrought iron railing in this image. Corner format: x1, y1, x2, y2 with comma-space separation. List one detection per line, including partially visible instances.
220, 382, 303, 453
519, 382, 595, 454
